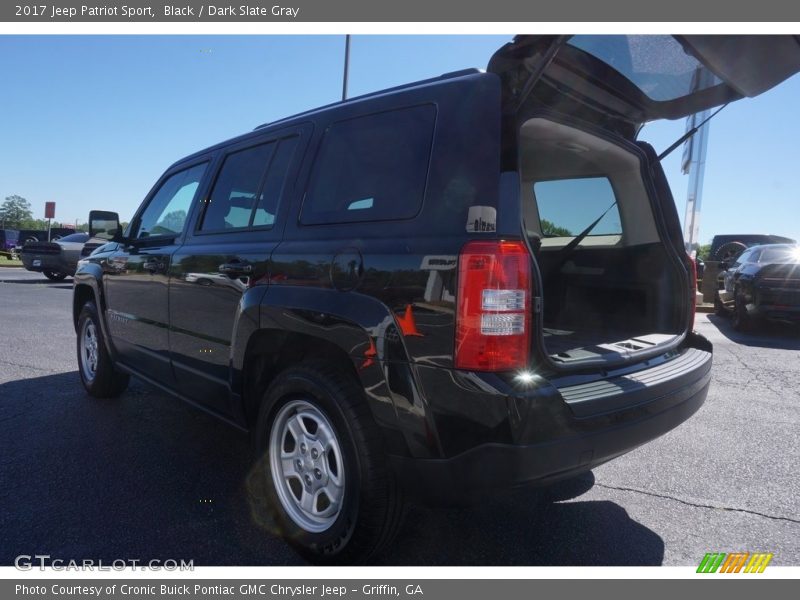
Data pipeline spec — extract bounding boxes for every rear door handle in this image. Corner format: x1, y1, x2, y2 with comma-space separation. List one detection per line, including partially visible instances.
219, 262, 253, 275
142, 260, 163, 273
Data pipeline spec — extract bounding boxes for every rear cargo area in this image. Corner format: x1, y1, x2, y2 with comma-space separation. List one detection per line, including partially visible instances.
519, 118, 686, 365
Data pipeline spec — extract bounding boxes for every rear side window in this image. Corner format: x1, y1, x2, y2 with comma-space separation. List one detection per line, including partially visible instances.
200, 143, 276, 231
534, 177, 621, 237
199, 136, 299, 232
252, 136, 298, 228
301, 105, 436, 225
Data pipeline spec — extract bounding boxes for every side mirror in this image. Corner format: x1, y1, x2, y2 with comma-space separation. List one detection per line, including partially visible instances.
89, 210, 121, 241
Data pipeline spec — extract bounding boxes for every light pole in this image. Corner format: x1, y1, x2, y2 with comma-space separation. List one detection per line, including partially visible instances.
342, 35, 351, 101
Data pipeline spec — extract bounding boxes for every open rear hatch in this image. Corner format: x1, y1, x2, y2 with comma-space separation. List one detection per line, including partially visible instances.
488, 35, 800, 369
489, 35, 800, 136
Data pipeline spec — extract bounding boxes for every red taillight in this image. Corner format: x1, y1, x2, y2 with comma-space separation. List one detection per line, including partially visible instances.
688, 253, 697, 330
455, 240, 531, 371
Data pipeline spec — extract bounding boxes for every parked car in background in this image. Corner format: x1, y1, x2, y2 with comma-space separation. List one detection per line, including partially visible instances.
715, 244, 800, 330
709, 234, 796, 264
11, 227, 80, 251
16, 229, 44, 247
20, 232, 90, 280
1, 229, 20, 259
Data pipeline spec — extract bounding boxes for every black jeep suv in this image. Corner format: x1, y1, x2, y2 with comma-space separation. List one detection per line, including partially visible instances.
72, 35, 800, 563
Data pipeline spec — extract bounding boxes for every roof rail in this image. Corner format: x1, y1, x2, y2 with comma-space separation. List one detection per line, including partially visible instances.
253, 68, 482, 131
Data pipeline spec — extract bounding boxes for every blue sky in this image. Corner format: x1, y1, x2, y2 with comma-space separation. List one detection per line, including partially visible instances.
1, 35, 798, 244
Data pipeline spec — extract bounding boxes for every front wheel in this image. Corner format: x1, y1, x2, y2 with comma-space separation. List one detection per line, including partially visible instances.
77, 301, 130, 398
714, 292, 727, 316
251, 362, 403, 564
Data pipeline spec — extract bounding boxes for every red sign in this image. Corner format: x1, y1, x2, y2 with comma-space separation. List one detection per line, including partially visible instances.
44, 201, 56, 219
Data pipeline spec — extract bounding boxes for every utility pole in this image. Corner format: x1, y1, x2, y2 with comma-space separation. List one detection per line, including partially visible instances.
342, 35, 351, 101
681, 68, 715, 256
682, 109, 710, 256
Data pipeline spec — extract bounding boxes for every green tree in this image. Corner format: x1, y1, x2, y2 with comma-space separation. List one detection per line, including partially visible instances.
540, 218, 573, 237
0, 195, 33, 228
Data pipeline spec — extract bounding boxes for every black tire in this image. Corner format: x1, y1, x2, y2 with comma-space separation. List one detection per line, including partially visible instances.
731, 292, 751, 332
43, 270, 67, 281
714, 241, 747, 263
714, 292, 727, 316
250, 362, 404, 564
76, 301, 130, 398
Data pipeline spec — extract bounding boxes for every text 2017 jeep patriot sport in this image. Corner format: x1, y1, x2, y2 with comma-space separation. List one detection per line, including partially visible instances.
73, 36, 800, 563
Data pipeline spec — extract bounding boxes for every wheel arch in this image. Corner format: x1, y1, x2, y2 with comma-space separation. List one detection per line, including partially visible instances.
234, 289, 420, 459
72, 268, 116, 362
240, 329, 363, 429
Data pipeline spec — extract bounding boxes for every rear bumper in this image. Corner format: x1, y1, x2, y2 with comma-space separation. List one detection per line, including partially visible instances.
391, 344, 711, 506
750, 292, 800, 321
20, 254, 66, 273
752, 306, 800, 321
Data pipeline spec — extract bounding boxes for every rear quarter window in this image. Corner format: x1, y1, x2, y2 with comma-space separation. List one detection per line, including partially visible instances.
300, 104, 436, 225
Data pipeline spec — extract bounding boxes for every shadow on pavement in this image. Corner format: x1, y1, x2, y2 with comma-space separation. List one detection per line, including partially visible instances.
0, 371, 664, 567
380, 474, 664, 565
706, 313, 800, 350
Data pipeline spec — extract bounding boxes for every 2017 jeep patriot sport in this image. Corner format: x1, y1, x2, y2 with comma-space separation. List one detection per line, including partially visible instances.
72, 35, 800, 563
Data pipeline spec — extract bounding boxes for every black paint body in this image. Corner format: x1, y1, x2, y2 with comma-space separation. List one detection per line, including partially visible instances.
73, 69, 712, 503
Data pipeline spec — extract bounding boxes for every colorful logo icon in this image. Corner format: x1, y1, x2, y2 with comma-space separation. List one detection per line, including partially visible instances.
697, 552, 773, 573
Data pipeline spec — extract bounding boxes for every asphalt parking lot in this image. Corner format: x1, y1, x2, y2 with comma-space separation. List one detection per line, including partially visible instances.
1, 267, 798, 566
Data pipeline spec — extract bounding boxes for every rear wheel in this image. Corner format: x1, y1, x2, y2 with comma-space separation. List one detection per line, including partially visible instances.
43, 270, 67, 281
77, 301, 130, 398
251, 362, 403, 564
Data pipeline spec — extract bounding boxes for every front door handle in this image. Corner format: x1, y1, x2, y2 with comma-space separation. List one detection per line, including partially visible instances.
219, 262, 253, 276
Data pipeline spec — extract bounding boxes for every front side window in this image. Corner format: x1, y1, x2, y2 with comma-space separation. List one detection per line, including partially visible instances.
301, 105, 436, 225
136, 163, 207, 239
534, 176, 621, 237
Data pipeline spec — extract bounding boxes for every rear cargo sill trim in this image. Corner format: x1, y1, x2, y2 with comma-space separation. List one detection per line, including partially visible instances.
558, 348, 711, 417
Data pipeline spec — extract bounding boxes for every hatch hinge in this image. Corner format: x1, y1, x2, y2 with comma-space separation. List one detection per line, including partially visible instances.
516, 35, 570, 114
